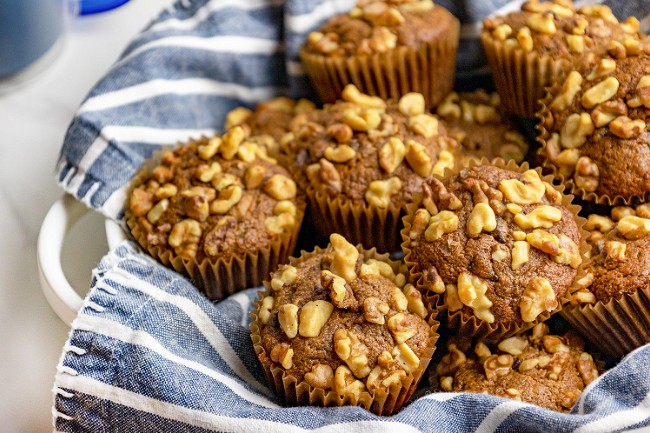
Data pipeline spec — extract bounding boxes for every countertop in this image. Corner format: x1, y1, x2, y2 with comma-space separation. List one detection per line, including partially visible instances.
0, 1, 170, 431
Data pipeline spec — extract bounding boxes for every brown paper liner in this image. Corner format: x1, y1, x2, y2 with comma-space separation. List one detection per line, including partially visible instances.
536, 74, 649, 207
401, 157, 591, 341
481, 32, 570, 119
125, 141, 306, 300
300, 18, 460, 109
304, 186, 404, 254
249, 244, 440, 415
561, 279, 650, 360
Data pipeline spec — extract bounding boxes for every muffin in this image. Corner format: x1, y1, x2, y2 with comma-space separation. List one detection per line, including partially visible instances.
287, 84, 458, 253
538, 53, 650, 204
402, 161, 586, 339
299, 0, 460, 108
435, 90, 529, 164
250, 234, 439, 415
125, 131, 305, 300
223, 97, 317, 162
481, 0, 645, 117
432, 323, 600, 412
562, 205, 650, 358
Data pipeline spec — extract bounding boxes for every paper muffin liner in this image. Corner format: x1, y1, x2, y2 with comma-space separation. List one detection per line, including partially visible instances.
481, 32, 570, 119
125, 141, 306, 300
536, 76, 649, 207
560, 274, 650, 360
304, 185, 405, 254
300, 17, 459, 109
250, 245, 440, 415
401, 157, 591, 341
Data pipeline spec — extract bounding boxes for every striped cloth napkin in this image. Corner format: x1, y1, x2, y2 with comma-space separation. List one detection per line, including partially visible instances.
53, 0, 650, 431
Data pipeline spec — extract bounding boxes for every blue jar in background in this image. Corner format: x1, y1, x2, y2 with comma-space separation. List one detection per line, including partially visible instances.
0, 0, 65, 79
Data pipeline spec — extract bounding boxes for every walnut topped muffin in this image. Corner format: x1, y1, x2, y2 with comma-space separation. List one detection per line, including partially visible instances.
560, 205, 650, 358
125, 131, 305, 299
288, 84, 458, 252
539, 53, 650, 204
432, 323, 600, 412
402, 162, 584, 339
436, 90, 529, 164
223, 97, 317, 162
299, 0, 460, 107
250, 234, 438, 415
481, 0, 647, 117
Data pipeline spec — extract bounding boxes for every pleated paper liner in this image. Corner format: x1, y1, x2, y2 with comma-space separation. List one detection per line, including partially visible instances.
561, 275, 650, 360
304, 186, 405, 254
125, 139, 306, 301
299, 17, 459, 109
400, 157, 591, 341
249, 244, 440, 416
480, 31, 570, 119
535, 71, 650, 207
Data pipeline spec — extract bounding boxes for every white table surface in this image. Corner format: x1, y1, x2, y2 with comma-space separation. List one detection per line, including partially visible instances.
0, 1, 170, 431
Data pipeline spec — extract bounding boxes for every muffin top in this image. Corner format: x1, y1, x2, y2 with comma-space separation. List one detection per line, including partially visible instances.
289, 84, 458, 209
223, 97, 317, 159
436, 90, 529, 164
301, 0, 457, 57
541, 53, 650, 201
482, 1, 644, 62
433, 323, 600, 412
572, 204, 650, 304
405, 164, 582, 327
126, 131, 303, 262
256, 234, 434, 398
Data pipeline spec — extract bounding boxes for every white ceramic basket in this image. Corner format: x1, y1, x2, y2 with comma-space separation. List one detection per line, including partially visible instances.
37, 194, 127, 326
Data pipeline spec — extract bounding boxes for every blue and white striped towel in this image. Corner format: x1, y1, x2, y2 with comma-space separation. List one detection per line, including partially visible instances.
54, 0, 650, 431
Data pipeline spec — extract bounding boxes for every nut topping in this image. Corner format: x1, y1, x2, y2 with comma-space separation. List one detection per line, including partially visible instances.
378, 137, 406, 174
513, 205, 562, 229
425, 210, 459, 242
278, 303, 299, 338
617, 215, 650, 240
457, 272, 494, 323
299, 300, 334, 338
466, 202, 497, 238
365, 177, 402, 208
581, 77, 620, 109
334, 329, 371, 378
330, 233, 359, 282
520, 277, 557, 322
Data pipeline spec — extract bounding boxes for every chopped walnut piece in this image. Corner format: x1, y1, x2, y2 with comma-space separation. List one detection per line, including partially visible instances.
305, 364, 334, 389
457, 272, 494, 323
334, 329, 371, 378
520, 277, 557, 322
299, 300, 334, 338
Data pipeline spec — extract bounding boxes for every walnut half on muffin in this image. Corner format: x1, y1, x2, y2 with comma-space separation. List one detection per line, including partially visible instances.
251, 234, 439, 415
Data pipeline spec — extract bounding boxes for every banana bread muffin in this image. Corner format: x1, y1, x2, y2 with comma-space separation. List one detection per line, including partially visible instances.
251, 234, 438, 415
402, 162, 584, 339
432, 323, 600, 412
126, 131, 305, 299
539, 53, 650, 204
300, 0, 460, 108
436, 90, 529, 164
482, 0, 646, 117
288, 84, 458, 253
562, 205, 650, 358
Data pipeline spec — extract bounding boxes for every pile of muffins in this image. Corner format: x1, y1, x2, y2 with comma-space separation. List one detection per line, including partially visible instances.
124, 0, 650, 416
